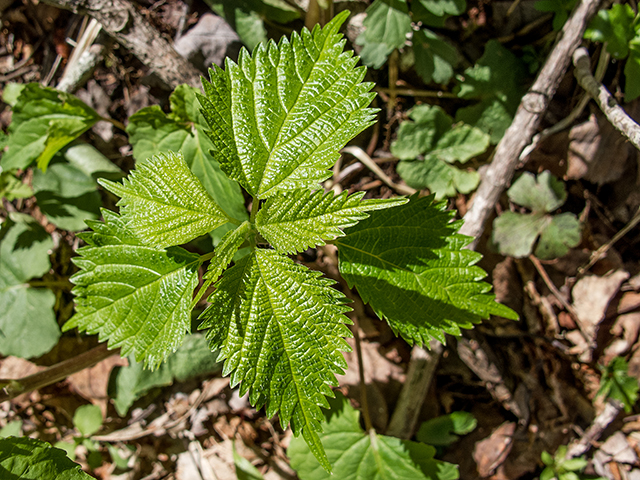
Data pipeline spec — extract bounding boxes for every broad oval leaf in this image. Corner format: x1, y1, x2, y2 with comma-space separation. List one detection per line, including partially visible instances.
99, 151, 232, 248
199, 11, 377, 198
198, 248, 353, 470
255, 189, 407, 254
0, 214, 60, 358
1, 83, 101, 171
336, 195, 517, 346
288, 394, 459, 480
65, 210, 201, 369
0, 436, 93, 480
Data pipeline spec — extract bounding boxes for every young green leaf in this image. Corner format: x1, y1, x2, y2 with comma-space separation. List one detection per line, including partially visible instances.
112, 333, 223, 415
255, 189, 407, 254
413, 29, 460, 85
393, 106, 487, 198
64, 210, 201, 369
198, 249, 353, 471
584, 3, 636, 59
597, 357, 639, 413
288, 393, 459, 479
534, 0, 577, 30
0, 213, 60, 358
233, 442, 266, 480
99, 151, 232, 248
411, 0, 465, 27
199, 11, 377, 198
1, 83, 101, 171
33, 162, 101, 231
491, 171, 581, 259
0, 436, 93, 480
356, 0, 412, 68
126, 84, 248, 242
0, 171, 33, 201
73, 404, 103, 437
416, 411, 477, 446
336, 195, 517, 346
455, 40, 527, 143
391, 105, 453, 160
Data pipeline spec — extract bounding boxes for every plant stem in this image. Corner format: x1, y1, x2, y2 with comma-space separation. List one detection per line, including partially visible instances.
0, 343, 119, 402
102, 116, 127, 132
249, 197, 259, 223
352, 315, 373, 432
27, 279, 73, 290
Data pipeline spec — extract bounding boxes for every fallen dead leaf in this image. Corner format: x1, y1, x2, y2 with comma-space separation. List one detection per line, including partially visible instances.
68, 354, 126, 416
572, 270, 629, 341
473, 421, 517, 477
603, 292, 640, 362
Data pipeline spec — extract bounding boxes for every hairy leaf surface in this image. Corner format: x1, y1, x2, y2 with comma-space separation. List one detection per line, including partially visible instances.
126, 85, 248, 243
65, 210, 201, 369
288, 394, 459, 479
336, 196, 517, 346
100, 151, 231, 248
199, 11, 377, 198
256, 189, 407, 254
198, 249, 352, 470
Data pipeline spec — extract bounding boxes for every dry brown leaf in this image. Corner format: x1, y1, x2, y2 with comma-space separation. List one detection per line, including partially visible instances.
572, 270, 629, 341
67, 354, 126, 415
567, 113, 634, 184
603, 292, 640, 362
473, 421, 516, 477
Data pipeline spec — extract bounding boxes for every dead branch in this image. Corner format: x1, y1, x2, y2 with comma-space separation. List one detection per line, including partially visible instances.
566, 400, 623, 459
459, 0, 602, 244
573, 47, 640, 152
39, 0, 202, 89
0, 343, 118, 402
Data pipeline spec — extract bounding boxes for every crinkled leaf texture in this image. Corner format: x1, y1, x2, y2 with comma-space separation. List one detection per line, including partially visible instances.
99, 151, 231, 248
198, 249, 352, 471
256, 189, 407, 254
0, 436, 93, 480
199, 11, 377, 199
126, 84, 248, 243
288, 393, 459, 480
336, 195, 517, 346
64, 209, 201, 369
0, 83, 100, 171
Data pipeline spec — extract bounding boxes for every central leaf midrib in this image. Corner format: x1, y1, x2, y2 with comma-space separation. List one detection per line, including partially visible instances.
253, 37, 346, 195
255, 252, 314, 432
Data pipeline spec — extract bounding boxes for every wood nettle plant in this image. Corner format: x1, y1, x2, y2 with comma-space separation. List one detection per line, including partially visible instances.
63, 12, 516, 470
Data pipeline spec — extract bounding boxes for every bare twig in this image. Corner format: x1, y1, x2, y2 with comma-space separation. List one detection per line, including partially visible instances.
341, 146, 416, 195
385, 343, 443, 439
573, 47, 640, 152
566, 400, 623, 459
528, 255, 593, 345
57, 18, 107, 93
40, 0, 201, 88
521, 47, 610, 160
578, 206, 640, 276
0, 343, 118, 402
375, 87, 458, 99
459, 0, 602, 245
